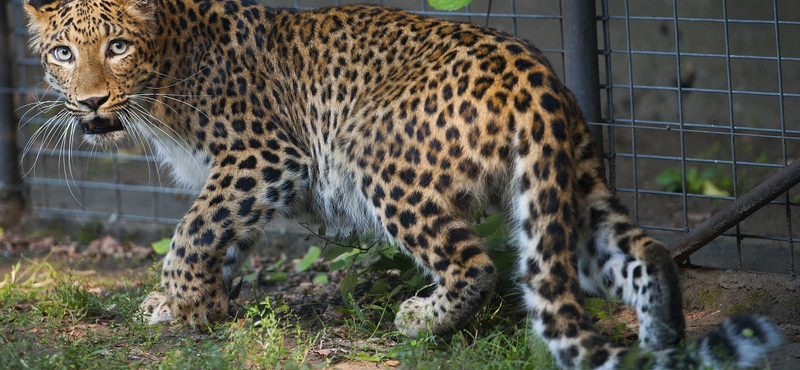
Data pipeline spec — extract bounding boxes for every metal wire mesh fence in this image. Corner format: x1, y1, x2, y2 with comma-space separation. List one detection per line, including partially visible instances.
1, 0, 797, 273
598, 0, 798, 274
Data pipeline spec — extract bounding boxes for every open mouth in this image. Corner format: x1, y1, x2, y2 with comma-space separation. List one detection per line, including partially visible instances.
80, 117, 124, 135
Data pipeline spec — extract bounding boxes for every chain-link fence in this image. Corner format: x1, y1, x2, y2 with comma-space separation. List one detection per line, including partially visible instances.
1, 0, 797, 273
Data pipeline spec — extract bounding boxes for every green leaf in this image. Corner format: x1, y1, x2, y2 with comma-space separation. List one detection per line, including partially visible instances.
329, 258, 350, 271
428, 0, 475, 11
699, 167, 721, 181
475, 213, 504, 238
265, 257, 287, 272
369, 278, 390, 295
267, 271, 289, 283
655, 168, 683, 193
312, 273, 329, 285
702, 181, 730, 197
151, 238, 171, 255
340, 268, 358, 304
296, 246, 321, 272
322, 244, 353, 262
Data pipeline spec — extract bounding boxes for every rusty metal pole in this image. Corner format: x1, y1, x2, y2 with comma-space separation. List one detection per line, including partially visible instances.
0, 2, 26, 229
669, 158, 800, 263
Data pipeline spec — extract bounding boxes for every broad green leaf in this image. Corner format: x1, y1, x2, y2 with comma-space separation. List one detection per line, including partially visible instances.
329, 258, 350, 271
296, 246, 321, 272
151, 238, 171, 255
349, 352, 383, 362
702, 181, 730, 197
428, 0, 474, 11
699, 167, 720, 181
265, 257, 287, 272
312, 273, 329, 285
340, 268, 358, 304
655, 168, 683, 193
475, 213, 504, 238
369, 278, 390, 295
242, 272, 258, 284
322, 244, 353, 262
267, 271, 289, 283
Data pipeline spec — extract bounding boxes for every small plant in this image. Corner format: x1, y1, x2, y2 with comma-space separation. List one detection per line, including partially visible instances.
656, 166, 732, 197
585, 297, 632, 346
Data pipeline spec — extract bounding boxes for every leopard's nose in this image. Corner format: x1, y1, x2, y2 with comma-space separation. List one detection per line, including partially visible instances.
79, 95, 109, 111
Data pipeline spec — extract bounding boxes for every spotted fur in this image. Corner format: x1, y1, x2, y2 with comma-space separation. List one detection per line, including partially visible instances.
23, 0, 783, 368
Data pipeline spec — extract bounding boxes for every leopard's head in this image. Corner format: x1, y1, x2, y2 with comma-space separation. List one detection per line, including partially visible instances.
23, 0, 159, 144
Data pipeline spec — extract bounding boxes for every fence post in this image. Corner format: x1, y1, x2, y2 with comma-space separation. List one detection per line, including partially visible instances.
0, 2, 26, 229
563, 0, 605, 177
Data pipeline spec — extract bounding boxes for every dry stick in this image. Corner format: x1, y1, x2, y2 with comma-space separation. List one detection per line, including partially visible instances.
669, 158, 800, 263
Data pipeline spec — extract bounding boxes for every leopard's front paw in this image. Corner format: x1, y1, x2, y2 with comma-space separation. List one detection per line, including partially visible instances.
140, 291, 174, 325
395, 296, 435, 338
140, 287, 229, 328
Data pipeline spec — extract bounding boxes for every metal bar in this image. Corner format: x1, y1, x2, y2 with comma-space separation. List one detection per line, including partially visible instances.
0, 1, 26, 228
596, 118, 800, 139
607, 83, 800, 98
614, 186, 800, 206
604, 50, 800, 62
563, 0, 605, 178
28, 176, 196, 195
671, 0, 689, 234
771, 0, 794, 276
720, 0, 744, 269
599, 0, 616, 191
32, 206, 183, 225
606, 14, 800, 26
668, 158, 800, 263
622, 0, 639, 222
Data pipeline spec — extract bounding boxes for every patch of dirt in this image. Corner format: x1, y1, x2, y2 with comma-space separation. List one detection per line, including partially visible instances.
600, 268, 800, 370
680, 268, 800, 370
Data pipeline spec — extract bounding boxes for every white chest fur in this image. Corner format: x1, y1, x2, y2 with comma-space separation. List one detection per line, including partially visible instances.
138, 124, 211, 192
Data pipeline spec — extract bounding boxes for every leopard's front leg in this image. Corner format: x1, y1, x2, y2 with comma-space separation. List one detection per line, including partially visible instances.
141, 205, 235, 327
141, 151, 307, 328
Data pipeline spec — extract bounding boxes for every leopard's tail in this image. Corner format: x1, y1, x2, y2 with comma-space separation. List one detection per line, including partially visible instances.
670, 315, 785, 369
594, 315, 784, 370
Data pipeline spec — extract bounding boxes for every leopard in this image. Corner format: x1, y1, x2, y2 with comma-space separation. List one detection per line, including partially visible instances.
22, 0, 784, 368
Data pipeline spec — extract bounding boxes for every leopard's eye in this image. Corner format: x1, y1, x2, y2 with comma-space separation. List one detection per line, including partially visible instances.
52, 46, 73, 63
108, 40, 129, 56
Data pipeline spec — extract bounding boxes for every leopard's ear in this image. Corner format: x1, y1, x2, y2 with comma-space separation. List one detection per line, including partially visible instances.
24, 0, 62, 11
125, 0, 158, 23
22, 0, 63, 52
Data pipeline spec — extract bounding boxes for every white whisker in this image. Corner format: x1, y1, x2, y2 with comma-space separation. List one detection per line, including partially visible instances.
144, 68, 209, 90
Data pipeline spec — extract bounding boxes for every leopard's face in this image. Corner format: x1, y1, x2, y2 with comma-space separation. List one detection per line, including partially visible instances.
24, 0, 159, 144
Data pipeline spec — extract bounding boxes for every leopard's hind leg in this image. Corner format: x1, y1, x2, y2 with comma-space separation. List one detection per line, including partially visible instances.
510, 112, 628, 369
575, 179, 685, 350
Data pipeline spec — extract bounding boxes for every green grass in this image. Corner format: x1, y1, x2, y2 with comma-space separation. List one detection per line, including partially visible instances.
0, 255, 560, 369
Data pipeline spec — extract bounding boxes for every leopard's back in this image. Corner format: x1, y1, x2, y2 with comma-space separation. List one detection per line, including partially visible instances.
268, 6, 597, 234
